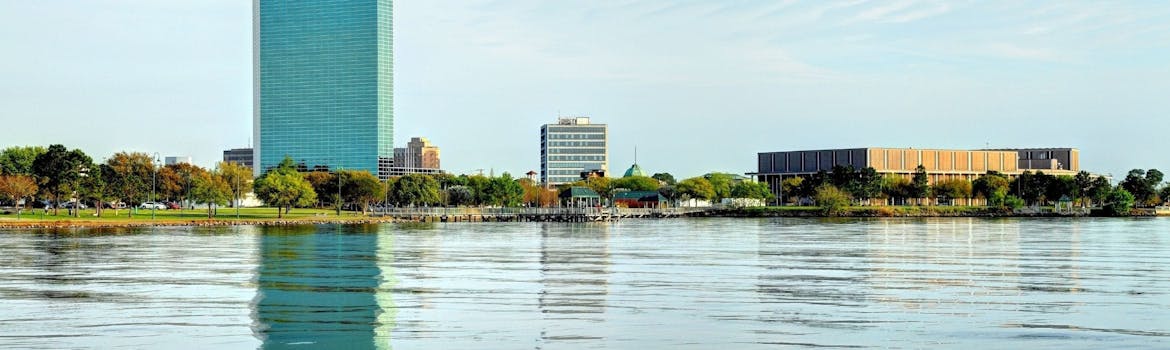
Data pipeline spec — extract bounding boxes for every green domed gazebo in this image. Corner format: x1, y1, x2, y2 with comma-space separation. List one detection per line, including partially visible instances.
623, 163, 648, 178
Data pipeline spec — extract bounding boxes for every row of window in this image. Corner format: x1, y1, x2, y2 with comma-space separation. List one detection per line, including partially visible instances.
544, 126, 606, 133
546, 156, 605, 161
543, 133, 606, 140
546, 148, 606, 155
545, 141, 606, 147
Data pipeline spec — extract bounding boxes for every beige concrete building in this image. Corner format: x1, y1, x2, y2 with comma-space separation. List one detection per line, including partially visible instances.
753, 147, 1080, 199
393, 137, 441, 170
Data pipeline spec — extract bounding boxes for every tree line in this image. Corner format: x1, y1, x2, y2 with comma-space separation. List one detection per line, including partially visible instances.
779, 165, 1167, 216
0, 145, 247, 218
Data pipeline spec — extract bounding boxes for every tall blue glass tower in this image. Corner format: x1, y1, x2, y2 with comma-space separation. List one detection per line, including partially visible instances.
254, 0, 394, 177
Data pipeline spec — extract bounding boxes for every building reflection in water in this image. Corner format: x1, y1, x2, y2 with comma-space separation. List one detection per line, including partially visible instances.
252, 224, 395, 349
538, 222, 611, 344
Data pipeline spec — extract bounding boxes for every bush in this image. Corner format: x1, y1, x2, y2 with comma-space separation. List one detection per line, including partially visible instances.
1104, 188, 1135, 216
1003, 195, 1025, 210
815, 185, 851, 216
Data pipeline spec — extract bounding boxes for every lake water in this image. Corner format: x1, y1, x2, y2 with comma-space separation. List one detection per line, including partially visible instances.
1, 218, 1168, 349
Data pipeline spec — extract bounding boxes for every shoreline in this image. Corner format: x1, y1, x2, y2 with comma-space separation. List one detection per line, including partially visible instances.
0, 216, 398, 229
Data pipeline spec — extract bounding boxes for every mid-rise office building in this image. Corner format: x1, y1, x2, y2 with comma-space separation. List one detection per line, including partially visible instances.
752, 147, 1080, 200
165, 156, 193, 166
222, 148, 254, 169
254, 0, 395, 178
540, 117, 608, 185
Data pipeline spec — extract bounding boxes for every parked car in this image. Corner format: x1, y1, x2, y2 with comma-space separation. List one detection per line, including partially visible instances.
32, 200, 53, 209
165, 202, 181, 210
103, 202, 128, 209
139, 202, 166, 210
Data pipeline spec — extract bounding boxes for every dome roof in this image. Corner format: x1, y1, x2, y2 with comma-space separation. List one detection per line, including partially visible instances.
623, 163, 649, 178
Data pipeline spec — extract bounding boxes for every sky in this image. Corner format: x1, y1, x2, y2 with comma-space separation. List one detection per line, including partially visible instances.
2, 1, 1169, 179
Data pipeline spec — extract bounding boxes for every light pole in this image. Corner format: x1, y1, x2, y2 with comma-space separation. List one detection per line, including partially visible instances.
152, 152, 159, 220
236, 169, 241, 220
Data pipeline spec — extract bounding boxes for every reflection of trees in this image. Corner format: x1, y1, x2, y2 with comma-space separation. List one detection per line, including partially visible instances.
252, 225, 394, 349
538, 223, 610, 344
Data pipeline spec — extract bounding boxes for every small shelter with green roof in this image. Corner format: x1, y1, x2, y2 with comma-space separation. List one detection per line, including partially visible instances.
613, 190, 666, 208
560, 186, 602, 207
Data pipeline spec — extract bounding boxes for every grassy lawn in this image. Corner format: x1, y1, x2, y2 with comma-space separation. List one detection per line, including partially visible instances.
0, 207, 366, 222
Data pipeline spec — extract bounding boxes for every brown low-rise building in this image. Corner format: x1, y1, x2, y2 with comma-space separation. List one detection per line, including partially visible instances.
752, 147, 1080, 200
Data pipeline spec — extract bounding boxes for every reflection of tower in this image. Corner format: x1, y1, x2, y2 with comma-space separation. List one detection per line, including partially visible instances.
252, 225, 394, 349
538, 223, 611, 344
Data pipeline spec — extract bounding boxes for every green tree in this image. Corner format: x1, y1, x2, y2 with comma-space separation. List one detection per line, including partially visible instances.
909, 165, 931, 204
190, 171, 232, 218
465, 175, 491, 205
1104, 187, 1135, 216
1087, 176, 1112, 207
342, 170, 385, 213
302, 171, 335, 207
0, 175, 38, 219
880, 175, 911, 203
1074, 171, 1094, 207
390, 173, 441, 206
216, 162, 253, 209
1120, 169, 1163, 206
731, 181, 774, 200
107, 152, 156, 217
446, 185, 474, 206
973, 172, 1010, 202
78, 164, 113, 217
657, 185, 680, 205
931, 179, 973, 204
32, 144, 91, 216
253, 171, 317, 218
612, 176, 661, 192
1158, 185, 1170, 206
0, 146, 46, 175
676, 177, 715, 202
815, 184, 851, 216
482, 173, 524, 207
780, 177, 804, 204
854, 167, 883, 203
254, 156, 317, 217
651, 173, 676, 185
583, 176, 613, 200
704, 172, 736, 202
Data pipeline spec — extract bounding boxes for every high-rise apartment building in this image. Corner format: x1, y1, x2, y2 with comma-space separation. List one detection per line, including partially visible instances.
540, 117, 608, 185
254, 0, 395, 178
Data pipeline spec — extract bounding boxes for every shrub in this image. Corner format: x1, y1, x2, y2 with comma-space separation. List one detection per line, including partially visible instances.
1104, 188, 1135, 216
815, 185, 851, 216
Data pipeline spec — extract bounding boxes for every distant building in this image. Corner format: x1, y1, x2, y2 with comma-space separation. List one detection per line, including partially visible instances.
222, 148, 254, 169
165, 156, 192, 166
387, 137, 441, 177
526, 171, 538, 183
393, 137, 440, 170
613, 191, 666, 208
254, 0, 395, 178
752, 147, 1080, 200
540, 117, 608, 185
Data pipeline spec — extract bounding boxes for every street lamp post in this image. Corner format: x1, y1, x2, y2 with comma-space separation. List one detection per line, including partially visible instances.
236, 170, 241, 220
152, 153, 159, 220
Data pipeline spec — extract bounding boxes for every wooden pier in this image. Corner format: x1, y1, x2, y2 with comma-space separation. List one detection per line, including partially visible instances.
373, 207, 707, 223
